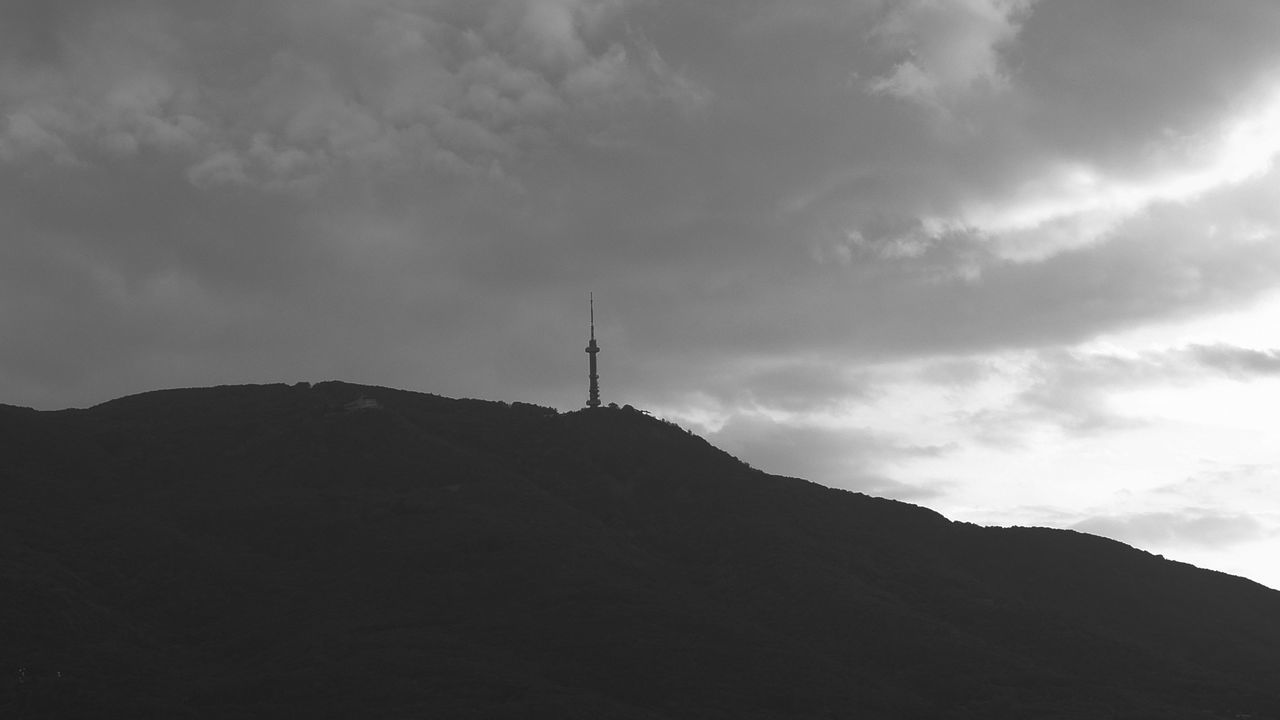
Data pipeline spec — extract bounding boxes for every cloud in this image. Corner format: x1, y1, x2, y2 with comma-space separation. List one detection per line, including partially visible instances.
1151, 463, 1280, 510
945, 338, 1280, 443
0, 0, 705, 190
942, 85, 1280, 261
1010, 0, 1280, 167
1072, 511, 1269, 550
703, 411, 950, 500
1186, 344, 1280, 379
0, 2, 206, 164
1060, 463, 1280, 581
5, 0, 1280, 418
867, 0, 1034, 108
652, 359, 878, 417
845, 1, 1280, 263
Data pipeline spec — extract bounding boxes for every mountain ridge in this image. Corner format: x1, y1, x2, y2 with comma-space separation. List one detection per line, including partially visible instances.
3, 381, 1279, 718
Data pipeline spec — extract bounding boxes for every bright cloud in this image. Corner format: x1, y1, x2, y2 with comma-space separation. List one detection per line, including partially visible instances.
944, 84, 1280, 261
1073, 511, 1268, 550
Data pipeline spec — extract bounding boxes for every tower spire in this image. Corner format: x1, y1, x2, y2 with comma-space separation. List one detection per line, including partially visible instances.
585, 293, 601, 408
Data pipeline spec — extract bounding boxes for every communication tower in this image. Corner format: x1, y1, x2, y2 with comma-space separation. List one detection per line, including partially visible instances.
586, 293, 601, 408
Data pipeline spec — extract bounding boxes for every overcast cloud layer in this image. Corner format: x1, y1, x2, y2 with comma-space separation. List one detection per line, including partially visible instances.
4, 0, 1280, 589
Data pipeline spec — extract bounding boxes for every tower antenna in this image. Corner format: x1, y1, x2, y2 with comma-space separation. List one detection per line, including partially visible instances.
585, 293, 601, 408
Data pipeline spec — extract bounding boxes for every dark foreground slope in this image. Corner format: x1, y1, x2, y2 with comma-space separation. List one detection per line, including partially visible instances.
2, 382, 1278, 719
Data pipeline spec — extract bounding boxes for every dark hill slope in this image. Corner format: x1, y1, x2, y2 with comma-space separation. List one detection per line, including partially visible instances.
2, 382, 1278, 719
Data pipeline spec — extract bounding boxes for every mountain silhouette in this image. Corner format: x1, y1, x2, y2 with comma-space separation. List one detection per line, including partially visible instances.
3, 381, 1278, 719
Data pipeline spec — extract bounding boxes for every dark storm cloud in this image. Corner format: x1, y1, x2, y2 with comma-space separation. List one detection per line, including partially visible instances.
0, 0, 706, 406
4, 0, 1280, 416
1010, 0, 1280, 168
606, 171, 1280, 421
0, 0, 705, 184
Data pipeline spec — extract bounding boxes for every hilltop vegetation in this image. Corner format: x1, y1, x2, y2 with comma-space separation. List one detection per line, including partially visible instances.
2, 382, 1279, 718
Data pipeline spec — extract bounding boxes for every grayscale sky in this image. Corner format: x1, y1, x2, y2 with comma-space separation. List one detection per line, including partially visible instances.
4, 0, 1280, 589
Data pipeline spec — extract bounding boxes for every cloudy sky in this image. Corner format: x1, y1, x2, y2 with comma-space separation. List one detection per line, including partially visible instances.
4, 0, 1280, 590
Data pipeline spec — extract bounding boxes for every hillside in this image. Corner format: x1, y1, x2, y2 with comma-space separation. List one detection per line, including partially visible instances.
2, 381, 1279, 719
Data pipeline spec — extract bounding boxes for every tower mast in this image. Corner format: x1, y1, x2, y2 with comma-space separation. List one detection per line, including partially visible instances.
585, 293, 601, 408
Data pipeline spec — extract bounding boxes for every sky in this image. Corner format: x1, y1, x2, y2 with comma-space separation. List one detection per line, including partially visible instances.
3, 0, 1280, 590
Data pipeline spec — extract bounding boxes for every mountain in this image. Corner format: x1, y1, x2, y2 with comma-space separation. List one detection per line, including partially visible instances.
2, 381, 1278, 719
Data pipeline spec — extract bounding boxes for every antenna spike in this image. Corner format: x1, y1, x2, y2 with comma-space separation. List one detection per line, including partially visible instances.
585, 293, 601, 408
